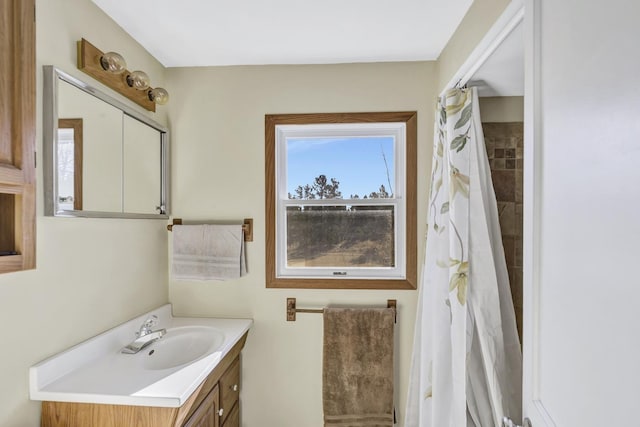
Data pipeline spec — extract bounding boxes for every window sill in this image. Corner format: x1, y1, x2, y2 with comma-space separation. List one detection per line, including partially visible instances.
266, 277, 416, 290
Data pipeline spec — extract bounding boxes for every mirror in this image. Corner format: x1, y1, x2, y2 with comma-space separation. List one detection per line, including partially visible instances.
43, 66, 169, 218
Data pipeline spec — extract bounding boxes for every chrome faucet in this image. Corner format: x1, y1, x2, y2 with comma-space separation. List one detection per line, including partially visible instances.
121, 315, 166, 354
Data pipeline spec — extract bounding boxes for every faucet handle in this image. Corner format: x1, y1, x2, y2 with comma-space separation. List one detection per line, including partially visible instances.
143, 315, 158, 328
137, 315, 158, 336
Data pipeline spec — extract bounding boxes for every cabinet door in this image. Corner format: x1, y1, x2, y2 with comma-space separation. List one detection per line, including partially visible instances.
221, 402, 239, 427
218, 357, 240, 426
183, 385, 219, 427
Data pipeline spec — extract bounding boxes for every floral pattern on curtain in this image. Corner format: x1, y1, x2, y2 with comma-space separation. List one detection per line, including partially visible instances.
405, 87, 522, 427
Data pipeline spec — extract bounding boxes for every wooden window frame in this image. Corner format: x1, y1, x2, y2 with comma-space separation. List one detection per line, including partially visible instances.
57, 118, 84, 211
0, 0, 36, 273
265, 112, 417, 290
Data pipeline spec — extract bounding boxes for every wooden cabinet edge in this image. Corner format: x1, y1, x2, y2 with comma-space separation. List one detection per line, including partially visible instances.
0, 0, 36, 274
40, 331, 249, 427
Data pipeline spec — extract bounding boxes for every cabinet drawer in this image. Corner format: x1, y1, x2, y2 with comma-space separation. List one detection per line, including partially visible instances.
219, 357, 240, 423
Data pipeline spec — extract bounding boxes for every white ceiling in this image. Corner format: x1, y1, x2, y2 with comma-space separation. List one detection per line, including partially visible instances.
91, 0, 474, 67
469, 20, 524, 97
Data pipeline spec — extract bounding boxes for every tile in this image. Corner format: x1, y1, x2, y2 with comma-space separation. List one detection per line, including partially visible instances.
505, 148, 516, 159
482, 123, 497, 133
494, 158, 506, 169
508, 267, 516, 290
495, 148, 505, 158
491, 169, 516, 201
498, 202, 517, 236
502, 236, 516, 267
515, 172, 523, 203
511, 267, 523, 305
505, 159, 516, 169
515, 236, 523, 267
485, 137, 495, 152
509, 265, 523, 341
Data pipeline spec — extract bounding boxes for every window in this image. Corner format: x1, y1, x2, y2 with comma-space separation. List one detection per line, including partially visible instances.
265, 112, 417, 289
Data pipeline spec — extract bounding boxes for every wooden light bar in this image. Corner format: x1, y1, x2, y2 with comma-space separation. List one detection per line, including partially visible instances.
77, 38, 155, 112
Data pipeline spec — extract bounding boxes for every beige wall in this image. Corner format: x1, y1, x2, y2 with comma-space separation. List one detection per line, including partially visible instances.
0, 1, 170, 425
166, 62, 436, 426
437, 0, 512, 92
0, 0, 513, 425
479, 96, 524, 122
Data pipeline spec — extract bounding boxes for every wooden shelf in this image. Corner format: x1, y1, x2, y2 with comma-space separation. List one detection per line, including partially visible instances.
0, 255, 23, 274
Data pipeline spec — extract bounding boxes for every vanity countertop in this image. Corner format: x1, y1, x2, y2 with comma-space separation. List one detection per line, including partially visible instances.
29, 304, 252, 408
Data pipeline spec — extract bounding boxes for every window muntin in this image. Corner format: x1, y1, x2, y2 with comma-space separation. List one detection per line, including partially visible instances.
266, 112, 417, 289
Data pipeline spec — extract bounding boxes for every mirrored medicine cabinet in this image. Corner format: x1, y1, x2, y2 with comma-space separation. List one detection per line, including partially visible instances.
43, 65, 169, 219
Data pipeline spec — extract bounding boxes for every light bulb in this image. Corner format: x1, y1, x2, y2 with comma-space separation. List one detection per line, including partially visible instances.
126, 70, 150, 90
99, 52, 127, 74
148, 87, 169, 105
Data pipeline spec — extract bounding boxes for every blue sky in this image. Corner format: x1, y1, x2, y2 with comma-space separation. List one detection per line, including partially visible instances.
286, 136, 395, 198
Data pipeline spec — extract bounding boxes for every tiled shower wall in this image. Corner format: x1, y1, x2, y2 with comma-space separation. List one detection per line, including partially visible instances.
482, 122, 524, 340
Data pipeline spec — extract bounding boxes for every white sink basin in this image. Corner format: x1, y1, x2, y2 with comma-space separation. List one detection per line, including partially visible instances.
143, 326, 225, 370
29, 304, 252, 407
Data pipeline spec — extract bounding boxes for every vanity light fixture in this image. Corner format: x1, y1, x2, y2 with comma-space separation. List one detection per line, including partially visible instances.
77, 38, 169, 112
99, 51, 127, 74
126, 70, 151, 90
148, 87, 169, 105
125, 70, 169, 105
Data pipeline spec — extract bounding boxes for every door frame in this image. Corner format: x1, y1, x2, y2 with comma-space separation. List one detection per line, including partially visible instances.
522, 0, 557, 424
442, 0, 558, 425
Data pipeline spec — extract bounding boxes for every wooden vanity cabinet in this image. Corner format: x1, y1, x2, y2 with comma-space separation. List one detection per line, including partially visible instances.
41, 332, 247, 427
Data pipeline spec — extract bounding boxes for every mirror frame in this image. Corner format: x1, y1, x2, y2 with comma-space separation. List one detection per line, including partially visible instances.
43, 65, 169, 219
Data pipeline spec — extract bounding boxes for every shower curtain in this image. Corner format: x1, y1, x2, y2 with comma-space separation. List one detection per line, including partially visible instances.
405, 87, 522, 427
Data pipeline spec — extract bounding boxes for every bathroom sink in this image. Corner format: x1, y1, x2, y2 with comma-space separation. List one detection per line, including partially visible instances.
142, 326, 225, 370
30, 305, 252, 407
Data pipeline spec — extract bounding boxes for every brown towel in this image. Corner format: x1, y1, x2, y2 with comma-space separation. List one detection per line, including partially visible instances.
323, 307, 395, 427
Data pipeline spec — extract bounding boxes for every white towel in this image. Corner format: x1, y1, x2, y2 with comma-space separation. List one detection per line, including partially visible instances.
172, 224, 246, 281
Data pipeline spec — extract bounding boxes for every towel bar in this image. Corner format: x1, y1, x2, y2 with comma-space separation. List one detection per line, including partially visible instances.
167, 218, 253, 242
286, 297, 397, 323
